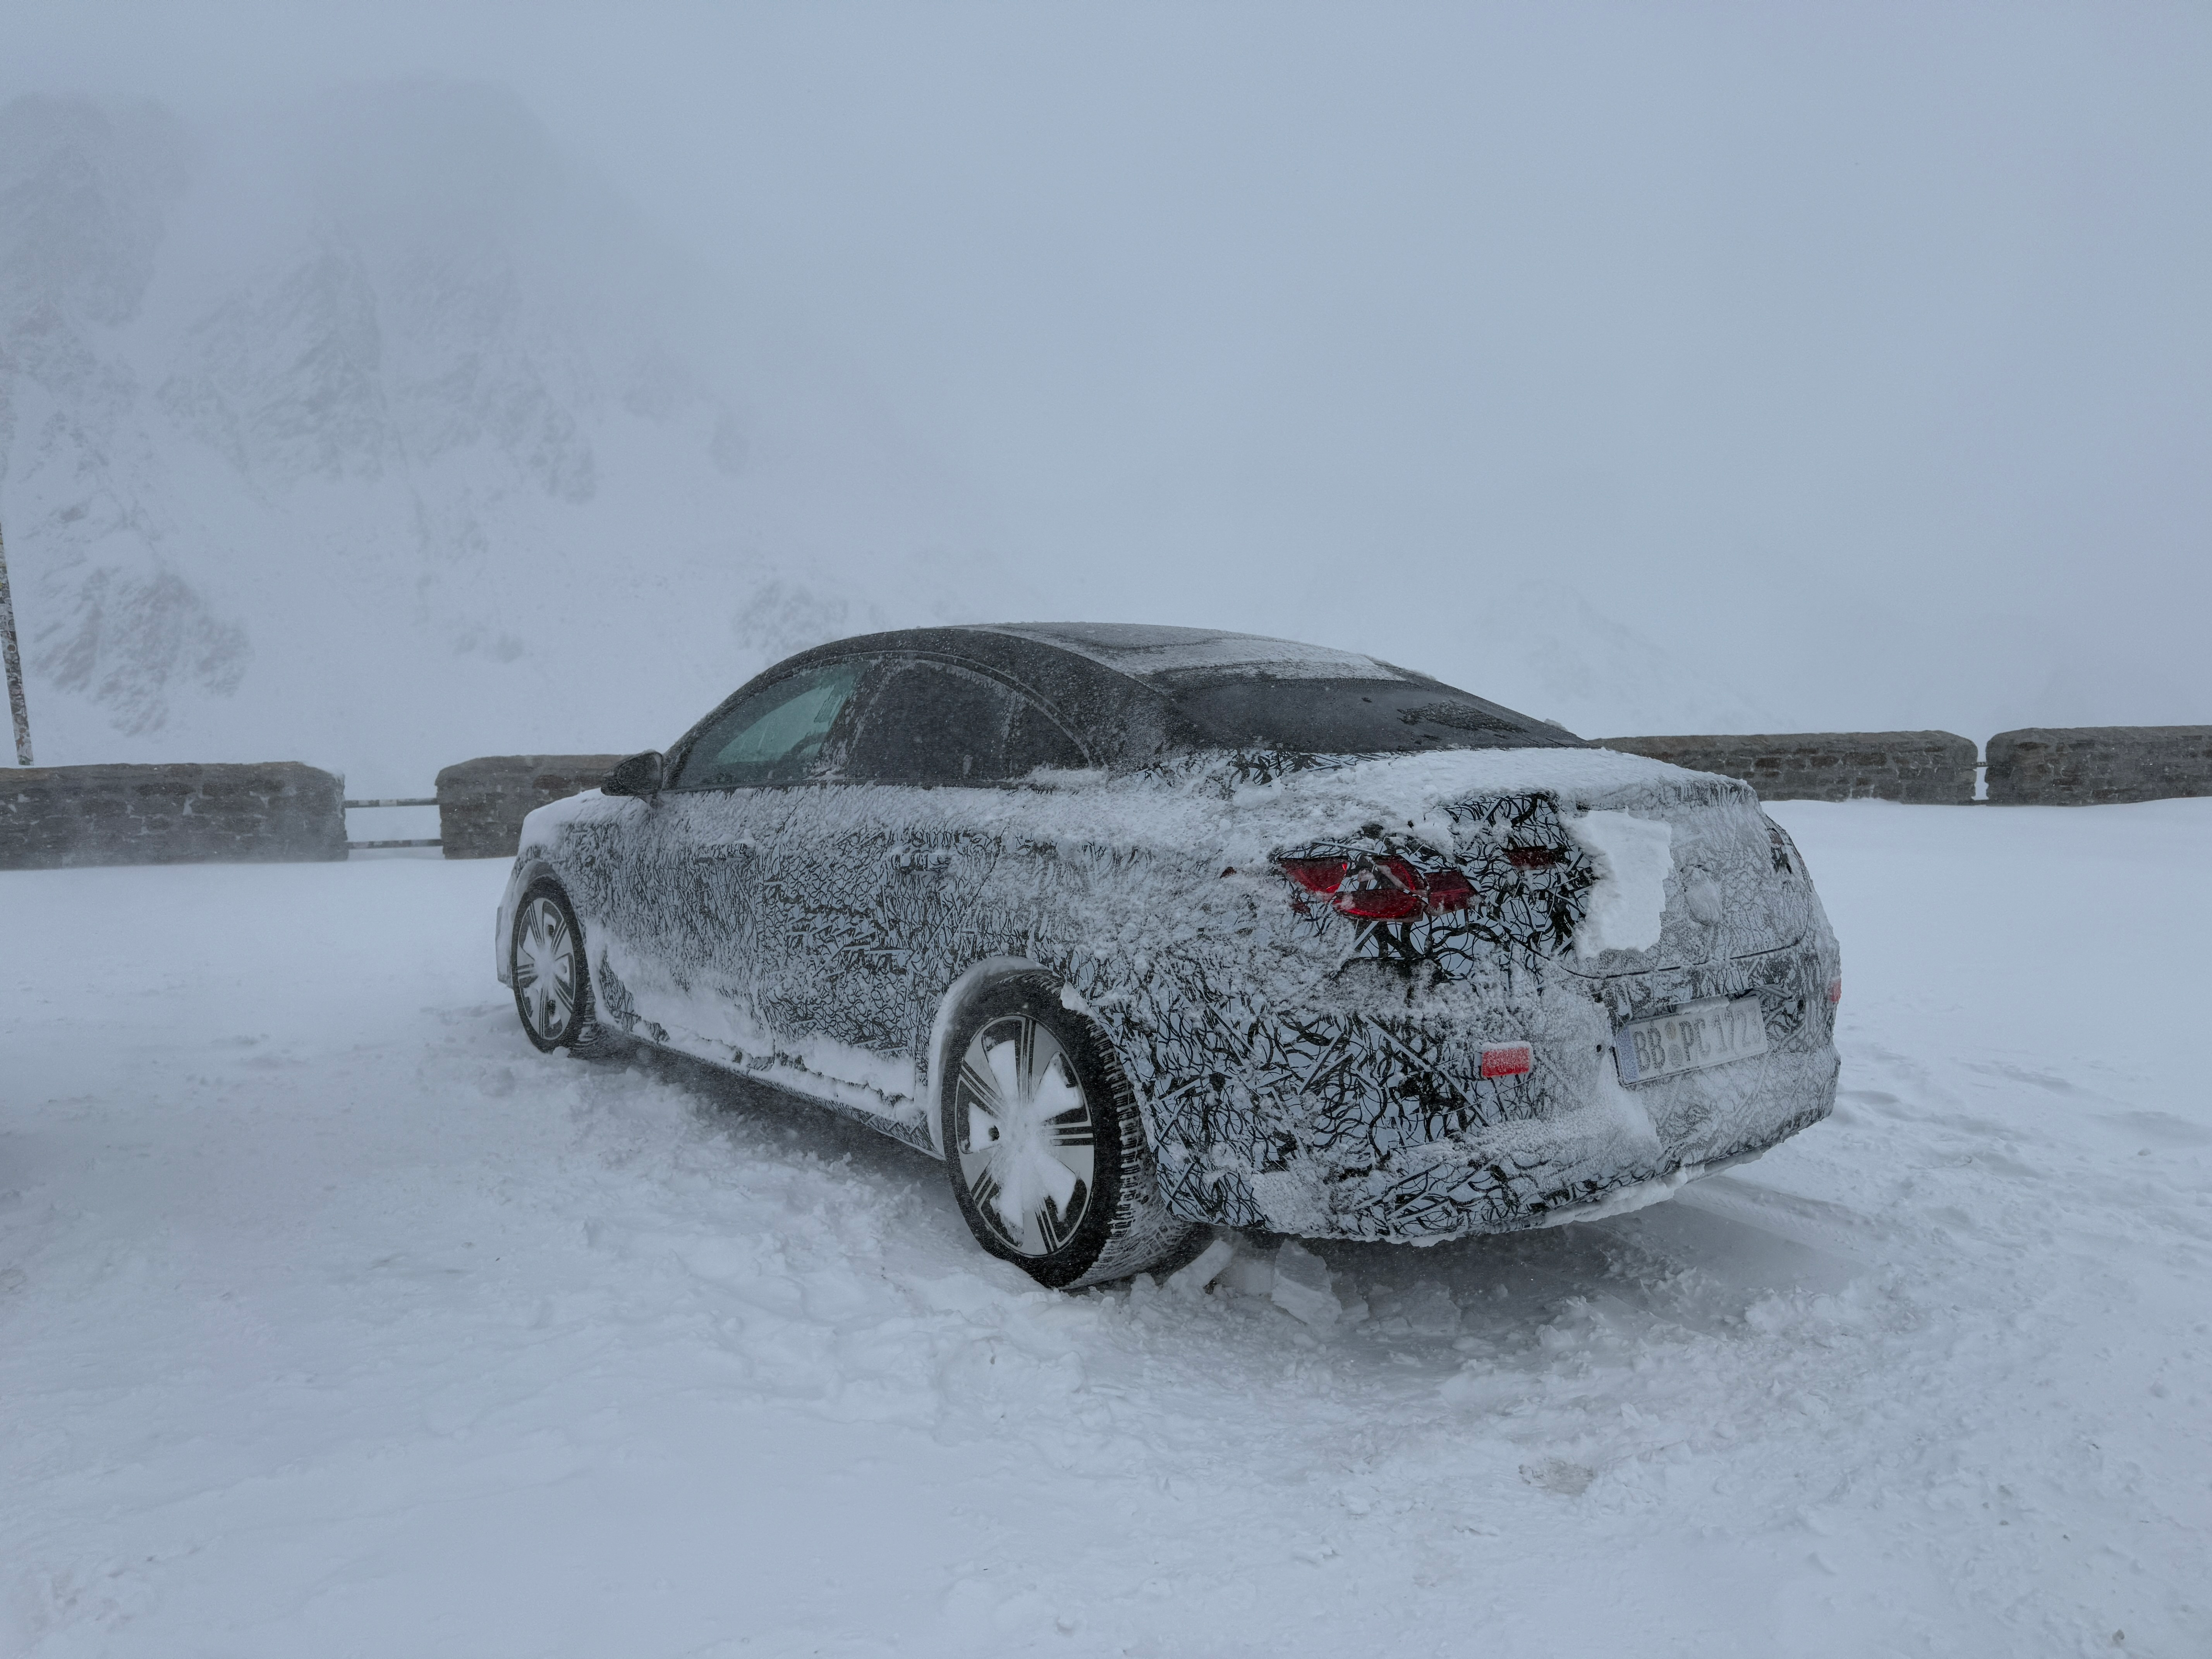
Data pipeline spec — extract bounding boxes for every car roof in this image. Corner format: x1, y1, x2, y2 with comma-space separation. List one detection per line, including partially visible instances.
968, 623, 1426, 688
745, 622, 1570, 766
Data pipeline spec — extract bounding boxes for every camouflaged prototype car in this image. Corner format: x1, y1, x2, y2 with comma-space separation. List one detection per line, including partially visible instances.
497, 624, 1841, 1288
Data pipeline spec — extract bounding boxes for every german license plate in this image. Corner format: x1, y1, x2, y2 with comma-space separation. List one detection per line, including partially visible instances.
1614, 994, 1769, 1085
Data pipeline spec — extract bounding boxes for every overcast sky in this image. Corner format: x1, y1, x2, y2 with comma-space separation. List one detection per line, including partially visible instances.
9, 1, 2209, 737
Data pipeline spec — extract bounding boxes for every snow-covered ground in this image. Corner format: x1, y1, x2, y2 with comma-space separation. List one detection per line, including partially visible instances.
3, 800, 2207, 1657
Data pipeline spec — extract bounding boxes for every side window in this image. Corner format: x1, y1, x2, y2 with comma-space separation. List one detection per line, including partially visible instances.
1005, 694, 1087, 774
668, 661, 865, 790
845, 660, 1085, 784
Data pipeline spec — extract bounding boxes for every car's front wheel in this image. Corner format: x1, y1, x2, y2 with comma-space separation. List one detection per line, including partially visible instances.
939, 975, 1199, 1289
510, 881, 594, 1053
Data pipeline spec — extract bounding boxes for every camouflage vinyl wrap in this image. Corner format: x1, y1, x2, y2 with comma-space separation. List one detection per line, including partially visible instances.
498, 746, 1841, 1243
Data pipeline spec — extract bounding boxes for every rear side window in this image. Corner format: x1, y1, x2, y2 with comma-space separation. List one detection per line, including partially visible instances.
846, 659, 1084, 784
1005, 694, 1087, 775
1161, 675, 1578, 754
670, 661, 866, 789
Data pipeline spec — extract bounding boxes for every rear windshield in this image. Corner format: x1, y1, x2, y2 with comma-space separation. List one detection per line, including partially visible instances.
1160, 675, 1580, 754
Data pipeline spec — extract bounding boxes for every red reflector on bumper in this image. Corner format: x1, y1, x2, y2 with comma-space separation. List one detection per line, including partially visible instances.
1480, 1043, 1533, 1079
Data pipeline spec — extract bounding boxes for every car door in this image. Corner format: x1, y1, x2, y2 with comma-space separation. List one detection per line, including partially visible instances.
609, 658, 869, 1061
746, 655, 1087, 1110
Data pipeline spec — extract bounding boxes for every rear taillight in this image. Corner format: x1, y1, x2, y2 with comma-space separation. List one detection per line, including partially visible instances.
1277, 855, 1477, 921
1280, 858, 1350, 896
1342, 883, 1426, 921
1423, 869, 1475, 912
1827, 979, 1842, 1004
1479, 1043, 1532, 1079
1504, 846, 1563, 871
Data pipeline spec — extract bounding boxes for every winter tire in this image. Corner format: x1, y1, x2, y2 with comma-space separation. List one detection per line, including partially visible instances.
940, 974, 1199, 1290
510, 881, 595, 1053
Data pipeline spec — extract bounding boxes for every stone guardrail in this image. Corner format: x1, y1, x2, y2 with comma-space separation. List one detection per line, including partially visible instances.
0, 762, 346, 871
1985, 726, 2212, 806
1594, 732, 1978, 804
434, 754, 626, 860
7, 725, 2207, 873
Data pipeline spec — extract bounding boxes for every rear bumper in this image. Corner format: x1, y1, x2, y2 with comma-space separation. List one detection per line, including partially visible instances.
1141, 936, 1841, 1243
1270, 1041, 1838, 1243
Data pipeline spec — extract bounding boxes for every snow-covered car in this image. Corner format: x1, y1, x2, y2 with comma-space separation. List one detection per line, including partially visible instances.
496, 624, 1842, 1288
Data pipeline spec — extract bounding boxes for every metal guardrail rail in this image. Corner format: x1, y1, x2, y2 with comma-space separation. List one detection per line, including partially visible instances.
343, 796, 441, 852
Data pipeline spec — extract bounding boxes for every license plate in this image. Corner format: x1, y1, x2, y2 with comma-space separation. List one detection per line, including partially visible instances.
1614, 994, 1769, 1085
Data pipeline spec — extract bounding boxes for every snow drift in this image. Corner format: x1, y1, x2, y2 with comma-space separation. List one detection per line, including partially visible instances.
3, 800, 2207, 1654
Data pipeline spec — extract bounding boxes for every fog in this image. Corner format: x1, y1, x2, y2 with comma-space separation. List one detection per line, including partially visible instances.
5, 3, 2207, 786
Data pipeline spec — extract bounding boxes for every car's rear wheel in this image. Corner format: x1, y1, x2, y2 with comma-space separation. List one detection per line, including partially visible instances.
939, 975, 1199, 1290
511, 882, 594, 1053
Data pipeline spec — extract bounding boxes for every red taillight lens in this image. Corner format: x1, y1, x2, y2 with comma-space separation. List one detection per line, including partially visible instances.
1480, 1043, 1533, 1079
1276, 854, 1477, 920
1336, 884, 1425, 921
1423, 869, 1475, 913
1504, 846, 1563, 871
1827, 979, 1842, 1005
1279, 857, 1348, 896
1334, 857, 1422, 920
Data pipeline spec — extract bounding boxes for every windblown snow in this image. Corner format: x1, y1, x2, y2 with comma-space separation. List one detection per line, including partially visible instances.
0, 89, 1004, 794
3, 799, 2207, 1655
0, 90, 1801, 797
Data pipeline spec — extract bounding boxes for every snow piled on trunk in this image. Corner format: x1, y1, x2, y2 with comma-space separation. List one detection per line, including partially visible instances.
1568, 809, 1675, 955
4, 801, 2209, 1655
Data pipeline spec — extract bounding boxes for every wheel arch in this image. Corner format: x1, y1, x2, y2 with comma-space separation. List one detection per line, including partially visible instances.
923, 956, 1089, 1159
495, 856, 564, 986
927, 955, 1200, 1287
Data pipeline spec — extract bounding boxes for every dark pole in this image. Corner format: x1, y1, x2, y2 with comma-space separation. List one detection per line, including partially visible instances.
0, 519, 31, 764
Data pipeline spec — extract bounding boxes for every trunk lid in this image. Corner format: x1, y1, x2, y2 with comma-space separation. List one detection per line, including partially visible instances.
1242, 747, 1812, 976
1549, 768, 1808, 978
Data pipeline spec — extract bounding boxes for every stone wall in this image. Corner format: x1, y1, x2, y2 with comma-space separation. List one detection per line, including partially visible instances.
0, 762, 347, 871
1985, 726, 2212, 806
1594, 732, 1978, 804
10, 727, 2200, 875
435, 754, 626, 860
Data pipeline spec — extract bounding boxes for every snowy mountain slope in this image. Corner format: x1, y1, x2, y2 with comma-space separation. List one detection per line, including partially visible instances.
0, 89, 1009, 792
0, 85, 1797, 795
2, 800, 2206, 1655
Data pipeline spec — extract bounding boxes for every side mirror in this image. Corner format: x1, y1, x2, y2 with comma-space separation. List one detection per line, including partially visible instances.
601, 750, 665, 798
